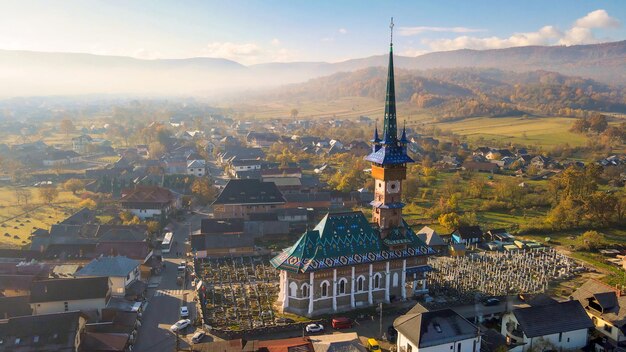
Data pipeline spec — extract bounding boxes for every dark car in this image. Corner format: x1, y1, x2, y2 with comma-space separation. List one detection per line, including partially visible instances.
483, 297, 500, 306
386, 325, 398, 343
276, 317, 295, 324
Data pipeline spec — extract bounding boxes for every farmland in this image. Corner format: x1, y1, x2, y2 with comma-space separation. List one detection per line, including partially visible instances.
0, 186, 82, 248
434, 116, 589, 148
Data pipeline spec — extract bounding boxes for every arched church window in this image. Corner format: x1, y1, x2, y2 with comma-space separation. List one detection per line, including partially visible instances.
338, 278, 347, 294
392, 273, 399, 287
301, 284, 309, 298
289, 282, 298, 297
373, 273, 382, 289
321, 281, 329, 297
357, 276, 365, 292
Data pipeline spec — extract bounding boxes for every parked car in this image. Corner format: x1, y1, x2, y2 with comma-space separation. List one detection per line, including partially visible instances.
170, 319, 191, 332
367, 338, 381, 352
331, 317, 352, 329
192, 331, 206, 344
483, 297, 500, 306
276, 317, 295, 324
180, 306, 189, 318
305, 323, 324, 333
386, 325, 398, 343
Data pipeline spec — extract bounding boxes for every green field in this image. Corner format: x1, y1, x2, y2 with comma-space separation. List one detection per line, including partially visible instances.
435, 116, 588, 148
0, 187, 81, 248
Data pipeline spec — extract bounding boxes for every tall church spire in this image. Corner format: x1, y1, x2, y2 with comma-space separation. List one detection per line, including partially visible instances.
382, 17, 397, 145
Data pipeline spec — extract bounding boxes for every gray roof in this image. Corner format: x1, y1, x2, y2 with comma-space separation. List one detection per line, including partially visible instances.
213, 179, 286, 205
76, 256, 140, 278
513, 300, 593, 338
191, 233, 255, 251
416, 226, 446, 246
571, 279, 626, 325
30, 277, 110, 303
394, 309, 479, 348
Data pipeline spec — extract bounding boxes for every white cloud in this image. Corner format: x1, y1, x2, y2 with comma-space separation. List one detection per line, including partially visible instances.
398, 26, 485, 36
400, 48, 429, 57
199, 41, 296, 65
424, 9, 621, 51
574, 9, 620, 28
338, 28, 348, 34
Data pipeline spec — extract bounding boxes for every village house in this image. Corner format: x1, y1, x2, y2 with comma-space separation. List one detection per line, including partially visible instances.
271, 40, 433, 317
42, 149, 82, 166
187, 159, 206, 177
415, 226, 447, 254
501, 299, 593, 352
451, 226, 483, 245
120, 185, 178, 220
0, 310, 88, 352
75, 256, 142, 297
29, 277, 111, 316
72, 134, 93, 154
212, 179, 286, 219
394, 307, 481, 352
572, 279, 626, 350
191, 219, 256, 258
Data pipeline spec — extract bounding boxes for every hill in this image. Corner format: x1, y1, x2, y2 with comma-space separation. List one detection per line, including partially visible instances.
0, 41, 624, 97
266, 67, 626, 120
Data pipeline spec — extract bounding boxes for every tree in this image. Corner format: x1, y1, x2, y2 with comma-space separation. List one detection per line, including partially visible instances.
576, 230, 606, 251
60, 119, 75, 136
589, 113, 608, 134
38, 186, 59, 204
148, 142, 166, 159
14, 187, 31, 205
191, 177, 218, 205
64, 178, 85, 194
78, 198, 97, 210
438, 212, 460, 231
290, 108, 299, 120
146, 220, 161, 235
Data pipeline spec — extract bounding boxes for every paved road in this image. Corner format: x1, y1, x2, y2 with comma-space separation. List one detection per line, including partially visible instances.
133, 213, 204, 352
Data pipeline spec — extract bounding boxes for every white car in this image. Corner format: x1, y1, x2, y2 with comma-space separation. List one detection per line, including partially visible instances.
192, 331, 206, 344
305, 323, 324, 333
170, 319, 191, 332
180, 306, 189, 318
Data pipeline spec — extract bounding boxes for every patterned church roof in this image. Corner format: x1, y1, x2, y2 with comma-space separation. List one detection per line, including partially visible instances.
270, 211, 433, 273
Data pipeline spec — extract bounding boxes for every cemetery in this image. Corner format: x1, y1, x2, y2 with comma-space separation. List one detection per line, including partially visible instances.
426, 247, 586, 306
196, 256, 282, 331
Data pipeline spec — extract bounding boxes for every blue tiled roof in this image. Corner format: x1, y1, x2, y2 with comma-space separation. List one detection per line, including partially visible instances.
364, 145, 414, 165
271, 211, 433, 273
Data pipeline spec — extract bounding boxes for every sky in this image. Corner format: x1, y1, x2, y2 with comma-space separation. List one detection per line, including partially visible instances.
0, 0, 625, 65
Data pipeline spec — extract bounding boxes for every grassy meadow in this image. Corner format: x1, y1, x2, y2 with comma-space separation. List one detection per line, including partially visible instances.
434, 116, 589, 148
0, 187, 82, 248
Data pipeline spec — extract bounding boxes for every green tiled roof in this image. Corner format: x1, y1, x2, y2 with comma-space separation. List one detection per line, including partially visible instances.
271, 211, 433, 273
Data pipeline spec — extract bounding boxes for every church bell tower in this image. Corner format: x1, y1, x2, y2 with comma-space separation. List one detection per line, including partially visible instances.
365, 18, 413, 238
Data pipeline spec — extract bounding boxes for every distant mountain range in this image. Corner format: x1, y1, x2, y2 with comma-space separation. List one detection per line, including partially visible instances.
0, 40, 624, 97
269, 67, 626, 120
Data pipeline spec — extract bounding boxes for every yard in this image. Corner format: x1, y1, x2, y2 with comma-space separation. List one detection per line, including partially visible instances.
0, 186, 82, 248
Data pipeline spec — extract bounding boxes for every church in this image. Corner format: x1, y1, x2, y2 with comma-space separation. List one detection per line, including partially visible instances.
271, 22, 434, 317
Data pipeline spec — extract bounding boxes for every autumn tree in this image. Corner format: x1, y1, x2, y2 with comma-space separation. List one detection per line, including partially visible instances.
38, 186, 59, 204
148, 142, 166, 159
60, 119, 75, 136
438, 212, 460, 231
64, 178, 85, 194
191, 177, 218, 205
78, 198, 97, 210
576, 230, 606, 251
290, 109, 299, 120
